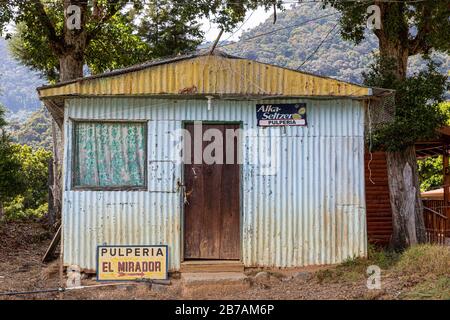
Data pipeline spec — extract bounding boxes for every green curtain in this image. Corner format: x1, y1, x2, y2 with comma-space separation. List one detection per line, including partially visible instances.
73, 122, 146, 188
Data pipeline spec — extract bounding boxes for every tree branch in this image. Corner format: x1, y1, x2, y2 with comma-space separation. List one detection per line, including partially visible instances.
30, 0, 64, 53
409, 4, 432, 55
86, 1, 125, 44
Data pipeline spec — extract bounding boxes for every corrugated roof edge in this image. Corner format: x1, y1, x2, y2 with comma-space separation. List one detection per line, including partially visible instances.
36, 49, 380, 94
36, 50, 233, 91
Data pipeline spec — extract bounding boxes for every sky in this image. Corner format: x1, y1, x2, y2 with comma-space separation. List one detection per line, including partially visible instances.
200, 7, 274, 43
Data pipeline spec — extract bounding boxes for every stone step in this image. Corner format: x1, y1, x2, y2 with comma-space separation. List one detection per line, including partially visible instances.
180, 260, 244, 273
181, 272, 250, 297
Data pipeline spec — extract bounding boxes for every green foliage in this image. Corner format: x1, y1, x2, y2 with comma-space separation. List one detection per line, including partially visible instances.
364, 56, 448, 152
2, 4, 448, 114
8, 107, 52, 150
418, 156, 443, 192
9, 144, 52, 211
1, 0, 280, 83
3, 196, 48, 220
367, 244, 400, 270
226, 4, 377, 83
322, 0, 367, 44
439, 101, 450, 125
224, 4, 450, 85
7, 4, 152, 82
0, 105, 26, 205
0, 110, 52, 222
0, 103, 51, 221
84, 15, 151, 76
417, 103, 450, 193
137, 0, 204, 58
0, 104, 7, 128
8, 23, 60, 82
0, 138, 24, 204
325, 0, 450, 54
323, 1, 449, 154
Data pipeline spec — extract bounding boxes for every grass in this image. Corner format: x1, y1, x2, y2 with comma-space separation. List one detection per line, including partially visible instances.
401, 276, 450, 300
314, 243, 450, 298
315, 258, 367, 284
394, 244, 450, 277
392, 245, 450, 300
315, 245, 399, 284
314, 244, 450, 299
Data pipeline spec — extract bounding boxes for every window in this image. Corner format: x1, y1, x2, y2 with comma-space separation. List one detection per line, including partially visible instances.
72, 121, 147, 190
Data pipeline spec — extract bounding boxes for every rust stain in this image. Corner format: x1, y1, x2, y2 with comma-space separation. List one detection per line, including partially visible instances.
178, 85, 198, 95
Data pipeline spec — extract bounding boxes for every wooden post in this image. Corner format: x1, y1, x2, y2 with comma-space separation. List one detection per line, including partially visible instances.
444, 145, 450, 211
47, 157, 55, 227
444, 145, 450, 238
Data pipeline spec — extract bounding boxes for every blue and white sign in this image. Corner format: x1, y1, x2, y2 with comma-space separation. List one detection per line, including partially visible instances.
256, 103, 307, 127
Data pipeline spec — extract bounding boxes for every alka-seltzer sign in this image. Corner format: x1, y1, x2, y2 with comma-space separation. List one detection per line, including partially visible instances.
97, 245, 168, 281
256, 103, 307, 127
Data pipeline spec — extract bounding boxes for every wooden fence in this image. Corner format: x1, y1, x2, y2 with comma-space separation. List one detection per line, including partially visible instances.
422, 200, 449, 245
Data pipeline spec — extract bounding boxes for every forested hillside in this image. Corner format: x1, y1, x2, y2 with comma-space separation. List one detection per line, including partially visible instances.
0, 2, 448, 125
7, 107, 52, 150
0, 38, 42, 114
1, 3, 448, 117
225, 3, 450, 84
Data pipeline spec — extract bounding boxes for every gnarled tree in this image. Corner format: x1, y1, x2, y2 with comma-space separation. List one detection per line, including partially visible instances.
0, 0, 277, 223
325, 0, 450, 249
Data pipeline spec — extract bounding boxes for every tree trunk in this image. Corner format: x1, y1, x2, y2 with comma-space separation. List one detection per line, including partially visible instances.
59, 54, 84, 81
375, 12, 427, 249
48, 1, 88, 223
376, 1, 410, 80
52, 53, 84, 221
51, 120, 63, 222
46, 156, 55, 227
386, 146, 426, 249
379, 39, 409, 80
381, 45, 427, 249
60, 1, 87, 81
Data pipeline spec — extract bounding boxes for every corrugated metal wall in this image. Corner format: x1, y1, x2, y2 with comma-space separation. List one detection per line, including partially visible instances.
63, 97, 367, 271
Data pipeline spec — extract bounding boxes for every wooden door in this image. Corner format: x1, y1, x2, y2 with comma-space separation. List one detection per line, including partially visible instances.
184, 123, 240, 260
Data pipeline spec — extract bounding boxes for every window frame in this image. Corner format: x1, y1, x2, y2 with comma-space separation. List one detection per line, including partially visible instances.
71, 119, 148, 192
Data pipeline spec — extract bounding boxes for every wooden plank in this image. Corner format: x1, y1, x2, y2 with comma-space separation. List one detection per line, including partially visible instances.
46, 157, 55, 226
42, 225, 61, 263
219, 124, 240, 260
365, 151, 393, 245
184, 124, 202, 259
443, 145, 450, 223
180, 261, 244, 273
201, 125, 223, 259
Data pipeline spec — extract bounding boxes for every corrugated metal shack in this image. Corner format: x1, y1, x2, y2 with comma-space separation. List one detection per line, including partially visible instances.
38, 51, 389, 272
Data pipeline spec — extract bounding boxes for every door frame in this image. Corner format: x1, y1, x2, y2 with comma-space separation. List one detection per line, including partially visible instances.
180, 120, 244, 262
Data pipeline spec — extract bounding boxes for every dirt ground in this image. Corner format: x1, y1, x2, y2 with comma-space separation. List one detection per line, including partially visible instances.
0, 221, 447, 300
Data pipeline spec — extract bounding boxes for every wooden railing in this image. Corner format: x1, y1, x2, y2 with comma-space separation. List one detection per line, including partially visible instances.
422, 200, 448, 245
